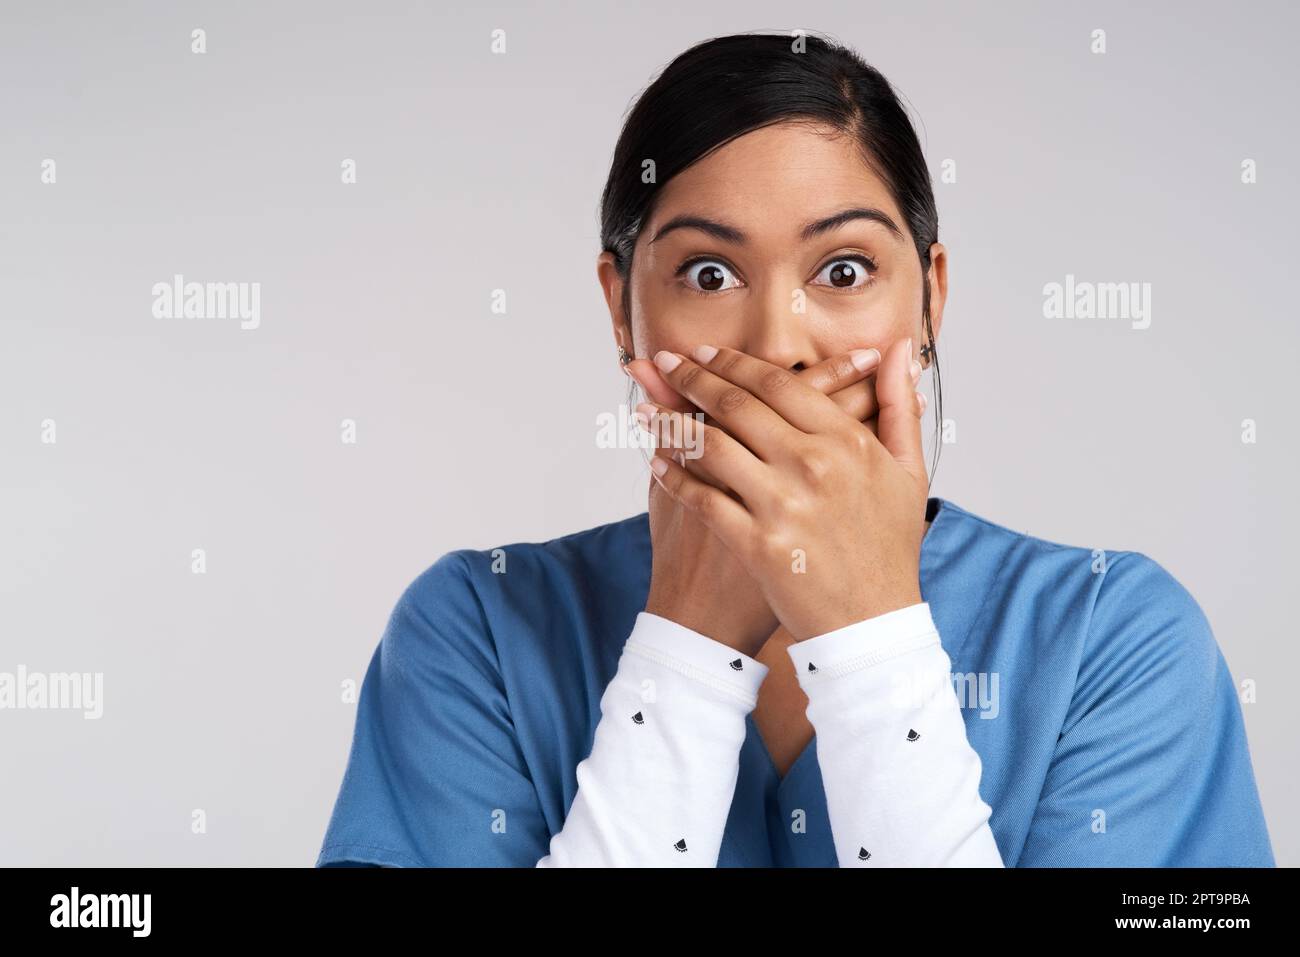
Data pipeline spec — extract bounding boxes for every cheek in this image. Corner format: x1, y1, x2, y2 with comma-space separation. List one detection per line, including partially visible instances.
808, 293, 916, 353
627, 281, 675, 359
628, 277, 739, 358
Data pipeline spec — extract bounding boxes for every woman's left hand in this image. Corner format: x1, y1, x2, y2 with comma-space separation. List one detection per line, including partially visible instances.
641, 339, 929, 641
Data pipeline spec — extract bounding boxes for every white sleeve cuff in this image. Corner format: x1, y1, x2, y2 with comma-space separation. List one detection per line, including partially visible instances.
786, 601, 939, 684
624, 611, 769, 706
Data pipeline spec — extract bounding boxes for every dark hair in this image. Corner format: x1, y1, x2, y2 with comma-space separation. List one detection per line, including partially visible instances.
599, 31, 944, 484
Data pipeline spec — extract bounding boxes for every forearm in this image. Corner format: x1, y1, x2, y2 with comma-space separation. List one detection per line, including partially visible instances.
788, 602, 1003, 867
536, 611, 767, 866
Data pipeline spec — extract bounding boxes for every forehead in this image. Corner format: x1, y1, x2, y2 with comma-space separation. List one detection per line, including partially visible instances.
645, 121, 901, 239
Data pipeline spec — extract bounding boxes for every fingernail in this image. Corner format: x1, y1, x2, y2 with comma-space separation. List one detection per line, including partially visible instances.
650, 457, 668, 476
916, 391, 928, 414
654, 350, 682, 373
693, 344, 718, 364
673, 450, 686, 467
911, 359, 922, 383
636, 402, 656, 419
850, 348, 881, 371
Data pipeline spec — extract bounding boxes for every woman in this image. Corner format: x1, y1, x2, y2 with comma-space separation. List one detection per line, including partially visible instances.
316, 33, 1273, 867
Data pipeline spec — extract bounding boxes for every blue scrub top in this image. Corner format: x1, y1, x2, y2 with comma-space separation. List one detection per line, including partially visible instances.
316, 496, 1275, 867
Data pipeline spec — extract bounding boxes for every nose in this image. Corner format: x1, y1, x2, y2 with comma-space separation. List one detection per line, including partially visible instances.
739, 282, 820, 372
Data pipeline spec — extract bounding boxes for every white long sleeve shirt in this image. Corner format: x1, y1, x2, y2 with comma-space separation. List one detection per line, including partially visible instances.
536, 602, 1004, 867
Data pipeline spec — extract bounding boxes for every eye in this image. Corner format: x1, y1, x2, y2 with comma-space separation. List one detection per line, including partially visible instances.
811, 254, 877, 290
676, 257, 744, 294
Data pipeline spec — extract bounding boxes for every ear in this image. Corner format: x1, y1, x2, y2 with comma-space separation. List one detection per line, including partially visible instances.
596, 249, 691, 410
597, 251, 631, 357
923, 241, 948, 358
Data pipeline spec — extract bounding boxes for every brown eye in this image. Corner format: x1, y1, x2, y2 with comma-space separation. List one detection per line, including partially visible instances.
812, 255, 876, 290
697, 265, 725, 290
679, 258, 742, 293
829, 262, 857, 286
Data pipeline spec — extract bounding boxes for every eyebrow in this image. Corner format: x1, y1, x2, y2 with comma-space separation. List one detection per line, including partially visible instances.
648, 206, 905, 246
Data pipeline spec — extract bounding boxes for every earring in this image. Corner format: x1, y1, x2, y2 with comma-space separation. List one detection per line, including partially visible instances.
919, 342, 933, 366
618, 345, 632, 366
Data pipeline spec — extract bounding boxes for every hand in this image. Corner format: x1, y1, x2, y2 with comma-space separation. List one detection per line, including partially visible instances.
644, 471, 776, 657
632, 349, 890, 657
641, 339, 929, 641
625, 352, 881, 439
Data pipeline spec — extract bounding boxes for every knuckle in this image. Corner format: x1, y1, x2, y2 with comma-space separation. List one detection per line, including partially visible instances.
716, 350, 746, 378
678, 363, 704, 394
796, 448, 834, 485
764, 487, 790, 519
845, 426, 873, 456
717, 386, 750, 415
822, 358, 848, 390
757, 524, 791, 560
759, 366, 794, 395
687, 484, 714, 518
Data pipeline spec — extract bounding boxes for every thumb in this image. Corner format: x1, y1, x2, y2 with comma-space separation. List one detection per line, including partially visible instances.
874, 337, 927, 482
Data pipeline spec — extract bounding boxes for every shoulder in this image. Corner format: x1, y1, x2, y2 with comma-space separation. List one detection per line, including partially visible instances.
382, 512, 651, 667
1079, 548, 1221, 712
936, 497, 1203, 620
396, 511, 649, 611
933, 497, 1219, 684
933, 496, 1115, 571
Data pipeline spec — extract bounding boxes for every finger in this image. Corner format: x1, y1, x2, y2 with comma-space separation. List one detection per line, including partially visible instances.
652, 444, 740, 500
689, 344, 877, 436
874, 337, 928, 482
702, 373, 876, 430
670, 374, 873, 434
635, 401, 773, 505
626, 357, 696, 412
648, 453, 752, 554
651, 349, 796, 461
640, 346, 881, 422
795, 348, 881, 399
824, 378, 879, 423
795, 351, 880, 423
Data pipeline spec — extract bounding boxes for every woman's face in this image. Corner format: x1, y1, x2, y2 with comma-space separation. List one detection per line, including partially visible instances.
599, 120, 946, 378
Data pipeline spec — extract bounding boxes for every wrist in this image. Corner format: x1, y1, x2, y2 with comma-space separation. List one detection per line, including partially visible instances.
785, 586, 924, 642
642, 600, 774, 658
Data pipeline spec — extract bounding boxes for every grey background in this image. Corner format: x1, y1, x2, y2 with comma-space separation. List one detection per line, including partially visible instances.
1, 0, 1295, 866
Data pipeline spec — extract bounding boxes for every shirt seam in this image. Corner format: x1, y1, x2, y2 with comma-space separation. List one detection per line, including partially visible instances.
623, 639, 759, 707
798, 631, 940, 680
318, 841, 426, 867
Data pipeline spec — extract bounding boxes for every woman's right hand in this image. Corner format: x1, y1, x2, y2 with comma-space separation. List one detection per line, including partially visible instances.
643, 472, 777, 658
630, 348, 890, 658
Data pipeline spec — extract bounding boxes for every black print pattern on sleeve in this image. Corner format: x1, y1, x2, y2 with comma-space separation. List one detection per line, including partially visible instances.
907, 729, 921, 741
674, 838, 688, 852
858, 848, 872, 860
